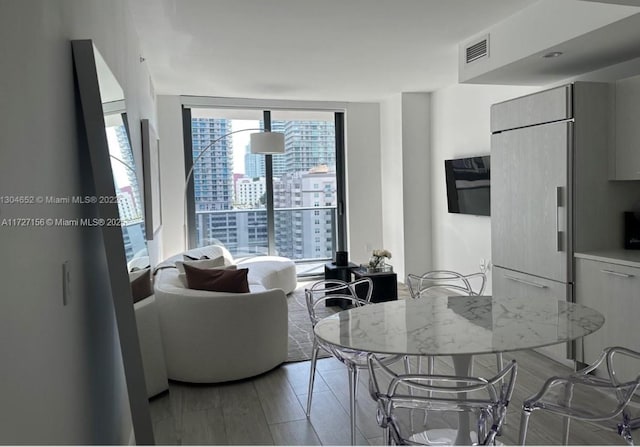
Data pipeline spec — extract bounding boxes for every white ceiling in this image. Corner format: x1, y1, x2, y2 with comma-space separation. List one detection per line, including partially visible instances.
466, 11, 640, 85
128, 0, 537, 102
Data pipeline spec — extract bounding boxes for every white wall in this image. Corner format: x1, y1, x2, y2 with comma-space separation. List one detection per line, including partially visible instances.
378, 93, 432, 280
0, 0, 154, 443
345, 103, 384, 264
380, 95, 406, 276
401, 93, 432, 278
430, 84, 537, 292
157, 95, 185, 258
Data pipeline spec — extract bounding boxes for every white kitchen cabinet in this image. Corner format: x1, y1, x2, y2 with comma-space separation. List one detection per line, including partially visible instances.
493, 266, 571, 364
612, 75, 640, 180
490, 84, 572, 133
575, 253, 640, 381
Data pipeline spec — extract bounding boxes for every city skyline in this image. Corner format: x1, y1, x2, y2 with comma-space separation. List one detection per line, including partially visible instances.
189, 114, 339, 260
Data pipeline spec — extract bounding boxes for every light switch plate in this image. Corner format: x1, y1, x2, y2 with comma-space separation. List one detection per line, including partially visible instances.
62, 260, 71, 306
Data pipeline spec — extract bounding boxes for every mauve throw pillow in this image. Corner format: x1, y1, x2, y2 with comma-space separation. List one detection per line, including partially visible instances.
129, 268, 153, 304
183, 263, 250, 293
178, 264, 237, 288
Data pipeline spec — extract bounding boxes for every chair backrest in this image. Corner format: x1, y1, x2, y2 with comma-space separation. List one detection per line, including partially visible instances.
368, 353, 517, 445
304, 278, 374, 327
603, 346, 640, 387
406, 270, 486, 299
546, 346, 640, 420
520, 346, 640, 447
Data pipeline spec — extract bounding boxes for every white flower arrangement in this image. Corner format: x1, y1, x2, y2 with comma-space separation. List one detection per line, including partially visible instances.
368, 248, 392, 269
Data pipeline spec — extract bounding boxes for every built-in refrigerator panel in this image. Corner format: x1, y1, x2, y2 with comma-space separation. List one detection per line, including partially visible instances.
490, 84, 572, 133
491, 121, 572, 284
492, 266, 570, 300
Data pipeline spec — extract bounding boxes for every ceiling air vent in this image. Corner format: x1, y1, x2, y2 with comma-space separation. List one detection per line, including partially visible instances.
465, 35, 489, 64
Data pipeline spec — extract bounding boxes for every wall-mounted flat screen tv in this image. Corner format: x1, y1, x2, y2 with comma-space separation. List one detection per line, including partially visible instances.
445, 155, 490, 216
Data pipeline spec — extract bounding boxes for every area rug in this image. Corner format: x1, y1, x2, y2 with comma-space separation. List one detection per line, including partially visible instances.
286, 282, 338, 363
286, 280, 411, 363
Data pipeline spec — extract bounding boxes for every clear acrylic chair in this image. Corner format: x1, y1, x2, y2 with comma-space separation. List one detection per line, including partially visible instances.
368, 353, 518, 445
406, 270, 487, 300
305, 278, 408, 445
405, 270, 501, 375
519, 346, 640, 445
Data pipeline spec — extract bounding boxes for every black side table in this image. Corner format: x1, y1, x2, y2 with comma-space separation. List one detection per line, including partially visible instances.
323, 261, 358, 308
352, 266, 398, 303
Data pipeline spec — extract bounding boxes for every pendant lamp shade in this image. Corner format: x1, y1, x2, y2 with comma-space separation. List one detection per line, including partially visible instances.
251, 131, 285, 154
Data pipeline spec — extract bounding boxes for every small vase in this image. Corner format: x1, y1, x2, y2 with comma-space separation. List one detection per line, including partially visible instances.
367, 256, 387, 272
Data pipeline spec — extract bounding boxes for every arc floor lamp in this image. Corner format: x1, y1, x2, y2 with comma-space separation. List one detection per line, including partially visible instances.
183, 129, 285, 249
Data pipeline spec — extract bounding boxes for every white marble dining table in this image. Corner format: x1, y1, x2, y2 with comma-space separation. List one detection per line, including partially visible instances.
313, 294, 605, 444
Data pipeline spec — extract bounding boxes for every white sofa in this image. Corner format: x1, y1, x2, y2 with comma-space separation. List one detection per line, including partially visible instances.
134, 295, 169, 397
153, 245, 295, 383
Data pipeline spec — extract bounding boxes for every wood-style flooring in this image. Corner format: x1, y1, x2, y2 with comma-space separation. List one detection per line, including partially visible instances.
149, 349, 635, 445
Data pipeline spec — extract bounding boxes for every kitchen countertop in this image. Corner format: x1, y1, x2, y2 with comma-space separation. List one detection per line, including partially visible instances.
575, 249, 640, 269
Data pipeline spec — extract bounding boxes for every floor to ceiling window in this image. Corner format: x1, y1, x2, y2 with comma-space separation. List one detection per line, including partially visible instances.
183, 106, 346, 276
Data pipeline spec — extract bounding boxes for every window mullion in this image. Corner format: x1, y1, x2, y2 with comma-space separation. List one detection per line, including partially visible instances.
264, 110, 276, 256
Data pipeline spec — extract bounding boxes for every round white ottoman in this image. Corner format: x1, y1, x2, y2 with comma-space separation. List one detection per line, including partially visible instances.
238, 256, 297, 294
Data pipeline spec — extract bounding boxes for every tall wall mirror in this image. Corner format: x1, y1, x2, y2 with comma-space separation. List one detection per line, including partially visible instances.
71, 39, 154, 444
97, 54, 149, 267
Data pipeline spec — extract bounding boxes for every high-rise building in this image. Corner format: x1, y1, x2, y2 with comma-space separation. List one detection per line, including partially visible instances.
117, 186, 139, 223
272, 120, 336, 259
273, 165, 336, 259
244, 142, 265, 178
191, 118, 233, 211
278, 120, 336, 173
236, 177, 266, 208
269, 121, 289, 177
191, 118, 239, 248
299, 166, 336, 259
115, 125, 140, 198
